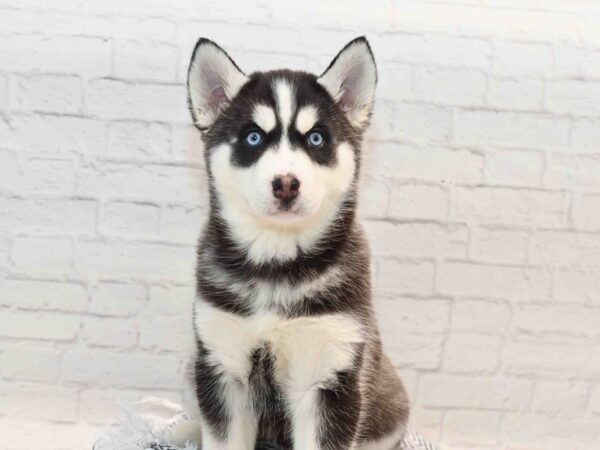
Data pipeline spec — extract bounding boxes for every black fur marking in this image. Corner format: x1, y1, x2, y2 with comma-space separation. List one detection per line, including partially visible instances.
193, 340, 229, 441
318, 367, 362, 450
250, 345, 293, 448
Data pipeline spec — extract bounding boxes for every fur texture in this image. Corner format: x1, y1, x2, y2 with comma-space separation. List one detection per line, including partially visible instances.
186, 36, 410, 450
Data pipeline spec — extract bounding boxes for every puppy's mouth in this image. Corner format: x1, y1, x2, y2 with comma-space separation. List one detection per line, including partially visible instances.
255, 197, 319, 227
269, 199, 304, 220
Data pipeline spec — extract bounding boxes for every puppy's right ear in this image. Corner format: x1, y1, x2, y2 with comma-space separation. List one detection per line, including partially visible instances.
187, 38, 248, 131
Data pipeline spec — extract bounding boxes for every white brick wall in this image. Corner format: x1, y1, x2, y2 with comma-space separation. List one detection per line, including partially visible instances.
1, 1, 600, 449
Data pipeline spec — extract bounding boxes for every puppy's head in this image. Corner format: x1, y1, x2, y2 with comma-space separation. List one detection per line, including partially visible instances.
187, 37, 376, 261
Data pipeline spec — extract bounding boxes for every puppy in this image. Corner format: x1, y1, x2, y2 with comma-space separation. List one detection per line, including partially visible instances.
186, 36, 409, 450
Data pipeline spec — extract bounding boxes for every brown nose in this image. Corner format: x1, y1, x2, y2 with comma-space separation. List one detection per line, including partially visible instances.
272, 174, 300, 204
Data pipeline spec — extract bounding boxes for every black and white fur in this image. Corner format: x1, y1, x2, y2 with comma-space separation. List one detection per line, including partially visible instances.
187, 36, 410, 450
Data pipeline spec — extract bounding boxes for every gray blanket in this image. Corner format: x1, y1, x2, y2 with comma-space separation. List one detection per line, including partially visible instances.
93, 397, 438, 450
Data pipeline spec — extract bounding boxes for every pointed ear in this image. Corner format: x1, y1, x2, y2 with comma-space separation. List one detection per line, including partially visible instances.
187, 38, 248, 130
318, 36, 377, 129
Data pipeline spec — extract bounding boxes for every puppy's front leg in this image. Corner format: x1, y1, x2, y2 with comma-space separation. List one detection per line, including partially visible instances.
196, 356, 257, 450
287, 369, 361, 450
281, 315, 365, 450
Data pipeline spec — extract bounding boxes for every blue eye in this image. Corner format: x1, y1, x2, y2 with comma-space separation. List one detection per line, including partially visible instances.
308, 131, 324, 147
245, 131, 263, 147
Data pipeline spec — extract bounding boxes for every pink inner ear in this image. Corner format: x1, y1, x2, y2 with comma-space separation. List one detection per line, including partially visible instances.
208, 85, 229, 114
338, 70, 359, 112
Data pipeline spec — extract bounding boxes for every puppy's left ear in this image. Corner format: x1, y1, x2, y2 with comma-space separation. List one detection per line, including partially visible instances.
187, 38, 249, 131
318, 36, 377, 129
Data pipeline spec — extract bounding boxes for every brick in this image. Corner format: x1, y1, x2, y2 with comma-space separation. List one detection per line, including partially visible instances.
485, 149, 543, 187
411, 66, 487, 106
546, 79, 600, 116
408, 408, 443, 443
470, 227, 530, 264
437, 261, 552, 301
486, 77, 543, 110
147, 285, 194, 317
0, 279, 87, 312
268, 0, 394, 32
376, 63, 414, 102
443, 332, 502, 373
544, 153, 600, 189
375, 259, 435, 295
504, 342, 600, 378
12, 236, 74, 275
139, 315, 189, 352
160, 204, 204, 243
0, 347, 61, 382
89, 282, 147, 317
83, 317, 138, 348
86, 79, 188, 122
377, 297, 450, 334
456, 8, 579, 42
393, 103, 452, 143
385, 333, 443, 370
177, 22, 305, 62
501, 414, 599, 449
108, 121, 171, 159
591, 385, 600, 416
358, 179, 390, 218
554, 267, 600, 304
513, 305, 600, 340
555, 45, 600, 79
0, 114, 105, 154
372, 144, 483, 184
0, 197, 96, 234
11, 74, 82, 114
0, 74, 6, 112
0, 237, 9, 270
0, 382, 78, 422
453, 110, 570, 151
76, 161, 203, 204
115, 40, 178, 81
451, 187, 568, 225
387, 184, 449, 220
375, 33, 492, 68
530, 230, 600, 266
100, 201, 160, 238
170, 124, 205, 163
0, 34, 111, 75
532, 381, 590, 418
442, 410, 501, 447
370, 100, 395, 140
571, 118, 600, 153
0, 310, 79, 341
0, 8, 112, 37
366, 221, 467, 259
114, 17, 176, 43
573, 193, 600, 230
62, 349, 181, 388
493, 42, 553, 76
451, 299, 511, 333
419, 374, 532, 410
235, 50, 309, 76
77, 239, 195, 281
0, 152, 76, 196
0, 419, 98, 450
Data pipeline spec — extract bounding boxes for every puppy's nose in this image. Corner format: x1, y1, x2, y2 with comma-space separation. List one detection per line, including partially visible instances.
272, 174, 300, 203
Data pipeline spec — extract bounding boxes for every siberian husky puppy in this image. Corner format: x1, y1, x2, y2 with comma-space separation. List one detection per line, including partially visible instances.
186, 36, 409, 450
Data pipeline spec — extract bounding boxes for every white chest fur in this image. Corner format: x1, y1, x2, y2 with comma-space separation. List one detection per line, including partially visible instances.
194, 299, 364, 391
